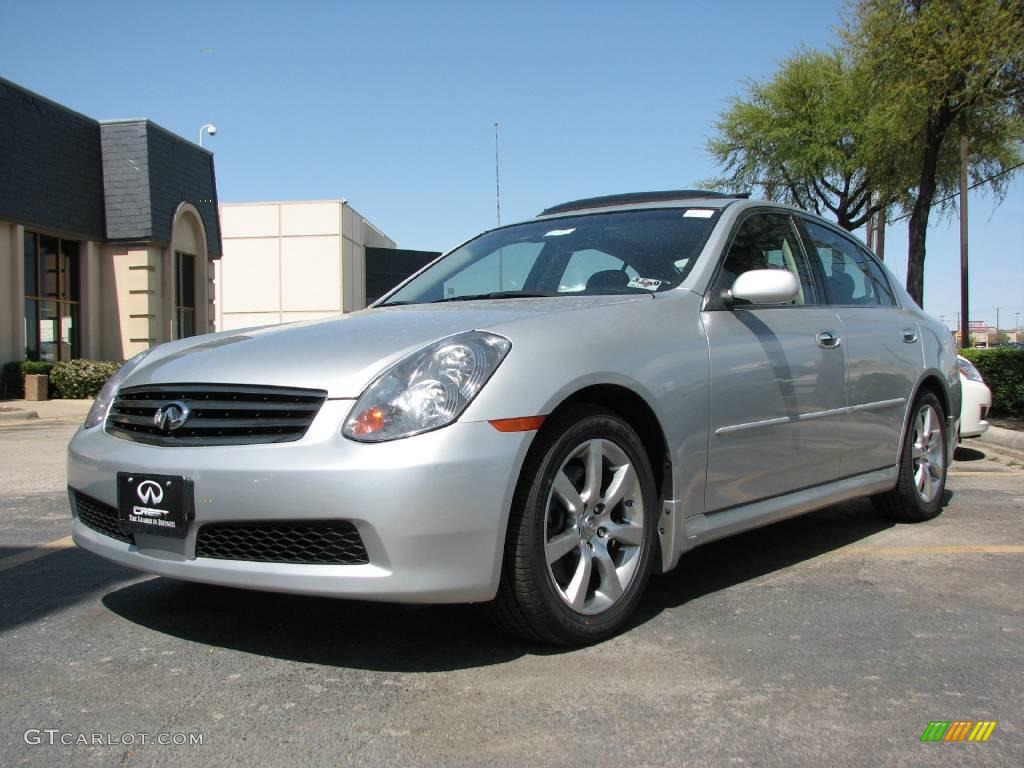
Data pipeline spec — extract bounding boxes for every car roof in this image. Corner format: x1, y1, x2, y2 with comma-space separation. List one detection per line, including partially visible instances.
537, 190, 747, 217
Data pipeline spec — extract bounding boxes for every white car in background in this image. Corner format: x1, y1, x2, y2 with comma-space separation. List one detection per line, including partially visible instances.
957, 356, 991, 438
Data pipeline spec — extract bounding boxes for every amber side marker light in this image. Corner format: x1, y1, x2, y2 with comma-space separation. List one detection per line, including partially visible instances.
488, 416, 547, 433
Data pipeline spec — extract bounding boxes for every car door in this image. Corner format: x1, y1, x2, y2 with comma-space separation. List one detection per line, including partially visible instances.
798, 218, 922, 476
703, 212, 846, 512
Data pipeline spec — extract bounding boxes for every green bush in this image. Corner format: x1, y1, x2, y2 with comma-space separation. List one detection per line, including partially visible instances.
49, 359, 122, 400
21, 361, 54, 377
961, 348, 1024, 416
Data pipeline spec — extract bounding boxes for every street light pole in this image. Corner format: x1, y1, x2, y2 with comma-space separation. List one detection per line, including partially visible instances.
958, 130, 970, 349
199, 123, 217, 147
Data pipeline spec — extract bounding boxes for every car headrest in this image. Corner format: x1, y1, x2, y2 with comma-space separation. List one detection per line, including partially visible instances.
829, 270, 855, 303
586, 270, 630, 291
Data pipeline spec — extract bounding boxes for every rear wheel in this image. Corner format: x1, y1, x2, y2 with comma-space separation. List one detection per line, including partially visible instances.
487, 406, 658, 645
872, 391, 948, 522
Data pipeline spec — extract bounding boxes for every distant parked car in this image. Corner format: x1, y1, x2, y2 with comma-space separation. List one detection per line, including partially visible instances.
68, 190, 961, 645
957, 355, 991, 439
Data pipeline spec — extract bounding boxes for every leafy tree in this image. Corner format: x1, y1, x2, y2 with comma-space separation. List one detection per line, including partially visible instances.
705, 49, 887, 231
846, 0, 1024, 304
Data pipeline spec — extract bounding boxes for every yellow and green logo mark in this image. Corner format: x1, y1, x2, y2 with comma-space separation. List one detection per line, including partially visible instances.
921, 721, 997, 742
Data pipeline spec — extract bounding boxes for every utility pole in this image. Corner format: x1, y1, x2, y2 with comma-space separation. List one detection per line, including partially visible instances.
1016, 312, 1021, 335
494, 122, 501, 227
996, 307, 1000, 337
875, 206, 885, 262
959, 130, 971, 348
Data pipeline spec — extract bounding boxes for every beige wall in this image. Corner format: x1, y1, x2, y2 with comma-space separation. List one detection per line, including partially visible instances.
99, 243, 163, 360
216, 200, 395, 331
2, 205, 216, 370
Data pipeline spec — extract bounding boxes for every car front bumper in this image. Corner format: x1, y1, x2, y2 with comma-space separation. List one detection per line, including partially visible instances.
959, 378, 991, 438
67, 400, 532, 603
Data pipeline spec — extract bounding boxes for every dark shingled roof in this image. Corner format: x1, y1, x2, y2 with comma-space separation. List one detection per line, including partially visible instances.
0, 77, 222, 256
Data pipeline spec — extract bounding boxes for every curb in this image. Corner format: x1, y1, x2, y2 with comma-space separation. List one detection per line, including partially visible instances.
0, 409, 40, 423
979, 426, 1024, 451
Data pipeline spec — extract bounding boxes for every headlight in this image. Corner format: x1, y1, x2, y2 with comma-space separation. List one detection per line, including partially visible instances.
343, 331, 511, 442
83, 347, 155, 429
956, 357, 984, 383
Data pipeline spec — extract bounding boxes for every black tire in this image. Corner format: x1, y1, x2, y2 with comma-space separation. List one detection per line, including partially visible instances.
486, 405, 659, 645
872, 391, 948, 522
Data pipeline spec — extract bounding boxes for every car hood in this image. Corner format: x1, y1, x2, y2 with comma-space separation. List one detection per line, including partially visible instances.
127, 295, 648, 398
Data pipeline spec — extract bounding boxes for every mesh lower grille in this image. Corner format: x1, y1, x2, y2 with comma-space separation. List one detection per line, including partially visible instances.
195, 522, 368, 565
74, 491, 133, 544
106, 383, 326, 446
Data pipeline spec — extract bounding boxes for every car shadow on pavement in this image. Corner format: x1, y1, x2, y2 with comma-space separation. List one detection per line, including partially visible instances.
632, 498, 894, 624
103, 578, 543, 671
0, 547, 141, 634
101, 498, 902, 671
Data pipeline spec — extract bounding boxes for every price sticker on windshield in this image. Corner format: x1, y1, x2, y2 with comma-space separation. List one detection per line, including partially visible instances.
627, 277, 662, 291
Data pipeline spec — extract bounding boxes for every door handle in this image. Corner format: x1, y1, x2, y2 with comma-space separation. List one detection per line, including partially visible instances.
816, 330, 841, 349
901, 327, 918, 343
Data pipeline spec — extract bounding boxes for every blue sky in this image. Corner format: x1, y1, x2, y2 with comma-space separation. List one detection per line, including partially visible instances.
3, 0, 1021, 330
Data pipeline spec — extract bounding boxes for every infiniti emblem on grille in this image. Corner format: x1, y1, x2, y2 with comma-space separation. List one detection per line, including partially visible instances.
153, 401, 190, 432
136, 479, 164, 504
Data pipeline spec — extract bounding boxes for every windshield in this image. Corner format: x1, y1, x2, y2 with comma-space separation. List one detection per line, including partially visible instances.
379, 208, 721, 305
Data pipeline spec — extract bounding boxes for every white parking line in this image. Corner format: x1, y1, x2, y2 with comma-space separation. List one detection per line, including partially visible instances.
0, 535, 75, 574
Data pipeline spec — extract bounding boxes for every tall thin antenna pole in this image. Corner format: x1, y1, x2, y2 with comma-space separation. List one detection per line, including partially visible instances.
494, 122, 501, 227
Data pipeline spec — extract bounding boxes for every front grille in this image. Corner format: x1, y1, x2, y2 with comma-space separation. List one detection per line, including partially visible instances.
106, 383, 327, 446
74, 491, 134, 544
195, 522, 369, 565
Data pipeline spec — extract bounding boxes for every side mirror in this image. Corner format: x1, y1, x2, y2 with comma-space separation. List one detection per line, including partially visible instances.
727, 269, 799, 306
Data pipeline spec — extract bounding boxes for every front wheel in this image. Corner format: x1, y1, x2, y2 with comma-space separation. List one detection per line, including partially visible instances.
872, 391, 948, 522
487, 406, 659, 645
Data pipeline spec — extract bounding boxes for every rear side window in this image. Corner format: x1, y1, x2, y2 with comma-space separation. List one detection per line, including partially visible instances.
802, 220, 896, 306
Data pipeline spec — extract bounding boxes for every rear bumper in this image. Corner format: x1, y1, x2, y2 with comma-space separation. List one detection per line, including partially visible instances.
68, 401, 533, 603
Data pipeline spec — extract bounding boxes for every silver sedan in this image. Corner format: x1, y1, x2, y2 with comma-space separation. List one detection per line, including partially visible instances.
68, 191, 960, 644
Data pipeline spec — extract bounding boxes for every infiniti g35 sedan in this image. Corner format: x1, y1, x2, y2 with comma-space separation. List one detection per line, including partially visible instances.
68, 190, 960, 645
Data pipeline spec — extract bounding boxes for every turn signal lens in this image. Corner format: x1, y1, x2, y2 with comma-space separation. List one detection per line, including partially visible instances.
488, 416, 546, 432
350, 407, 387, 436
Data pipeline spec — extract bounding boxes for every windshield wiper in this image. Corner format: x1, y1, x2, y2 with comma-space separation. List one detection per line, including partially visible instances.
429, 291, 558, 303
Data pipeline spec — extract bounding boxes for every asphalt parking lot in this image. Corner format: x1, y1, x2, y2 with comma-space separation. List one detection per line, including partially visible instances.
1, 418, 1022, 767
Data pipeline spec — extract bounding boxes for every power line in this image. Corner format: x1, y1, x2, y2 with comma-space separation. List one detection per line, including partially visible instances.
888, 159, 1024, 223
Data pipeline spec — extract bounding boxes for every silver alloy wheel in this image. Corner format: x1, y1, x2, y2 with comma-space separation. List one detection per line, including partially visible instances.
911, 403, 944, 503
544, 438, 645, 615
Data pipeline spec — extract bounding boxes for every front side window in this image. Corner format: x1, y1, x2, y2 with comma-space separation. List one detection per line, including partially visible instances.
801, 220, 896, 306
175, 251, 197, 339
23, 232, 80, 361
714, 213, 818, 305
380, 208, 720, 305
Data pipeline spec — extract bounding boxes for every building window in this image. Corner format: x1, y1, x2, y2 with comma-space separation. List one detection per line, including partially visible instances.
24, 232, 80, 362
175, 251, 196, 339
